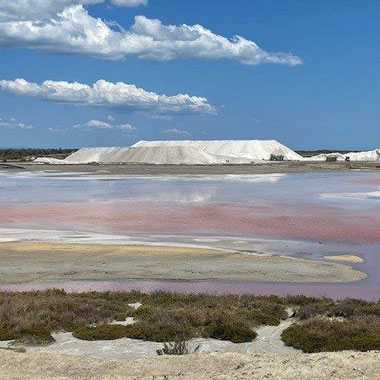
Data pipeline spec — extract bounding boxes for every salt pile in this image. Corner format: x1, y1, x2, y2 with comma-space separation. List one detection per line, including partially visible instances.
132, 140, 303, 162
34, 141, 380, 165
309, 149, 380, 162
35, 139, 303, 165
34, 157, 77, 165
65, 146, 220, 165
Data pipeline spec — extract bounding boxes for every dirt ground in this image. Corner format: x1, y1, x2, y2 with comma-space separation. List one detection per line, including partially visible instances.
0, 349, 379, 380
0, 242, 365, 283
6, 160, 380, 175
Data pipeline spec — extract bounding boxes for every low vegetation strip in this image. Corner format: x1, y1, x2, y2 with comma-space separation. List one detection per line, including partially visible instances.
0, 291, 286, 344
0, 148, 75, 162
282, 298, 380, 352
1, 291, 380, 351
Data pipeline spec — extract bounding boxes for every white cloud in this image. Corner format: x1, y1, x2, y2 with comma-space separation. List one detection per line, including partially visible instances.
74, 119, 136, 132
162, 128, 191, 136
0, 1, 102, 22
48, 127, 66, 133
149, 114, 173, 121
0, 78, 216, 115
0, 116, 33, 129
0, 0, 144, 22
0, 2, 301, 66
107, 114, 115, 121
110, 0, 147, 7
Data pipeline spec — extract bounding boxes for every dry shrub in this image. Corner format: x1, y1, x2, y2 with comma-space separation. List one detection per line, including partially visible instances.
205, 313, 257, 343
0, 290, 135, 342
0, 290, 290, 344
73, 325, 130, 341
282, 316, 380, 353
157, 341, 200, 356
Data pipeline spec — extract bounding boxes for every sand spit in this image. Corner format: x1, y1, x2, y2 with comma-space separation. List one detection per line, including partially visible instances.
0, 350, 380, 380
325, 255, 364, 263
0, 242, 365, 284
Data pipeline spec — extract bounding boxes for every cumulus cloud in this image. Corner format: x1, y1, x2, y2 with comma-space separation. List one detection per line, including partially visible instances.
107, 114, 115, 121
0, 0, 144, 22
162, 128, 191, 136
0, 1, 301, 66
0, 116, 33, 130
0, 78, 216, 115
74, 119, 136, 132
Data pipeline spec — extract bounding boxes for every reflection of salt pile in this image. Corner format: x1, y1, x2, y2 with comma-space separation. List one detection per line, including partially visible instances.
309, 149, 380, 162
35, 140, 303, 165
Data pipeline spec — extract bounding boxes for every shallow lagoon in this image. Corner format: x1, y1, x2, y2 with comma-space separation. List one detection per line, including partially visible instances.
0, 170, 379, 299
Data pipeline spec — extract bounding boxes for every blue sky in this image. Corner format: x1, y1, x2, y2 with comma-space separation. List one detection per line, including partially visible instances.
0, 0, 379, 149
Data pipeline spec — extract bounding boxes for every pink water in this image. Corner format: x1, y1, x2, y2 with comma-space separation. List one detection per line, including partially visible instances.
0, 171, 380, 299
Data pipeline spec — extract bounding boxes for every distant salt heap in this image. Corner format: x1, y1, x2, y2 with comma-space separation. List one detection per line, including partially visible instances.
34, 141, 380, 165
132, 140, 303, 162
309, 149, 380, 162
35, 140, 303, 165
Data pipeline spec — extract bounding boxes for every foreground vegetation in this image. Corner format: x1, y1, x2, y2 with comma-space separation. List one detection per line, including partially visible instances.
0, 290, 287, 344
282, 298, 380, 352
0, 290, 380, 352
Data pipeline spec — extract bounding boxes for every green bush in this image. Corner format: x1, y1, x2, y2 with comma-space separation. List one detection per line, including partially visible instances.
205, 314, 257, 343
0, 325, 17, 341
282, 317, 380, 353
285, 295, 331, 306
13, 326, 55, 346
0, 325, 54, 345
244, 310, 280, 326
73, 325, 130, 341
125, 321, 195, 342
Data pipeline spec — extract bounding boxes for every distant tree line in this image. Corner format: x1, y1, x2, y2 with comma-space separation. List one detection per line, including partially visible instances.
0, 148, 77, 161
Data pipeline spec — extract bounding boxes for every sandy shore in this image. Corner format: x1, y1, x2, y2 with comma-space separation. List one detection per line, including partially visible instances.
0, 350, 379, 380
6, 160, 380, 175
0, 242, 365, 283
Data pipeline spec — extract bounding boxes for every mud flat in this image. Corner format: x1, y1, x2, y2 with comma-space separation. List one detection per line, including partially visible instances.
0, 242, 365, 284
9, 160, 380, 175
0, 350, 379, 380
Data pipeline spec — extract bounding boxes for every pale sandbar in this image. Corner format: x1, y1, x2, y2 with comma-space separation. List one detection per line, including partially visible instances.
325, 255, 364, 263
0, 242, 365, 284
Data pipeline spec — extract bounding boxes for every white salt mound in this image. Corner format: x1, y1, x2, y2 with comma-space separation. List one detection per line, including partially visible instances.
66, 146, 220, 165
34, 157, 77, 165
309, 149, 380, 162
37, 139, 303, 165
132, 140, 303, 162
35, 142, 380, 165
